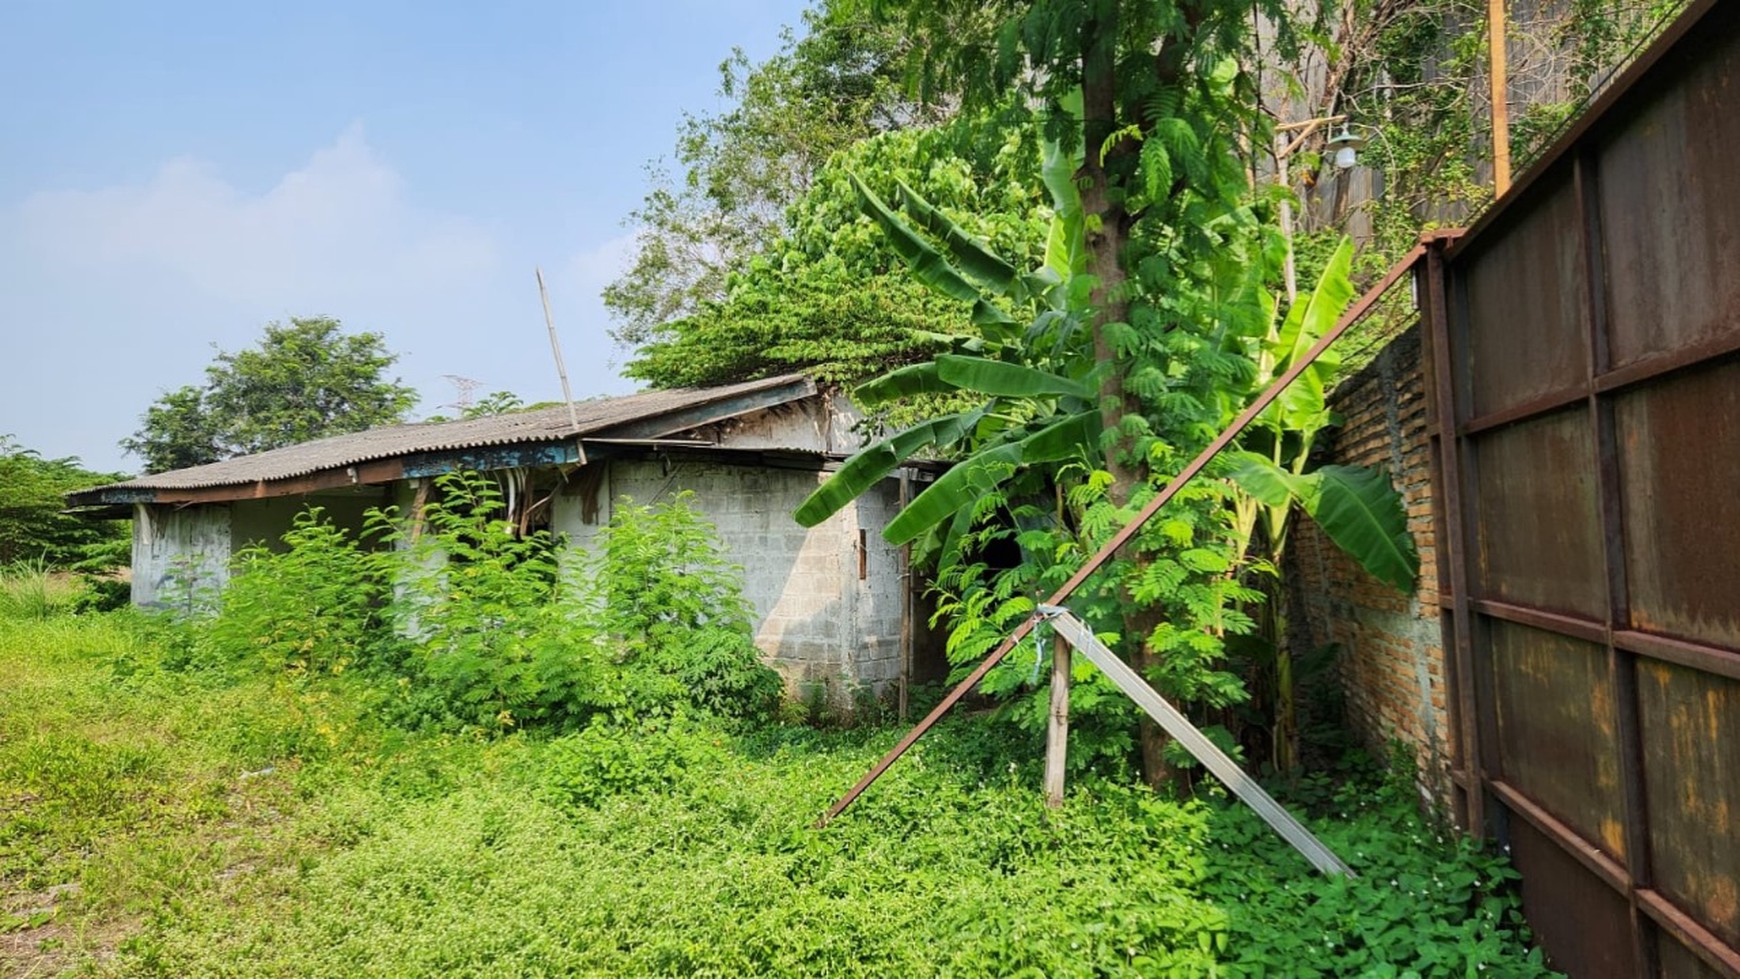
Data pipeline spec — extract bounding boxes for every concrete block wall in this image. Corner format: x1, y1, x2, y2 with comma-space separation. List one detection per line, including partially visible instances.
551, 457, 909, 701
1284, 325, 1455, 803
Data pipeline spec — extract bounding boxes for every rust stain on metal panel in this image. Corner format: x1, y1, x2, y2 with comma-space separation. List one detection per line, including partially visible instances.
1459, 163, 1589, 418
1507, 817, 1638, 976
1473, 408, 1606, 617
1489, 619, 1628, 859
1655, 931, 1729, 979
1638, 660, 1740, 951
1617, 360, 1740, 650
1597, 18, 1740, 370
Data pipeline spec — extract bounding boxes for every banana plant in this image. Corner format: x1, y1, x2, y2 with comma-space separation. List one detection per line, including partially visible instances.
1226, 238, 1419, 772
794, 147, 1106, 566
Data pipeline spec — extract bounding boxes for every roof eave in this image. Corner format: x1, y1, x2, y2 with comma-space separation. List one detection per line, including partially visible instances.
64, 375, 824, 510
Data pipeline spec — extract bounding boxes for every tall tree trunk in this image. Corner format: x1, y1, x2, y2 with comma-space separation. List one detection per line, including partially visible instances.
1080, 0, 1177, 789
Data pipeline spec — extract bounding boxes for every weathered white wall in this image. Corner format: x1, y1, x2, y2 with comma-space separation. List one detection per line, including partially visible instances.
551, 456, 908, 701
131, 503, 232, 608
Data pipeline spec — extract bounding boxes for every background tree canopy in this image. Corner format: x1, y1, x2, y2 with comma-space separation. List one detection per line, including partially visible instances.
603, 5, 941, 350
0, 437, 128, 569
121, 317, 418, 474
625, 121, 1049, 389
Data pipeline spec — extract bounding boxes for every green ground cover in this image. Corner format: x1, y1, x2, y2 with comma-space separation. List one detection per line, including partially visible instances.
1, 607, 1553, 977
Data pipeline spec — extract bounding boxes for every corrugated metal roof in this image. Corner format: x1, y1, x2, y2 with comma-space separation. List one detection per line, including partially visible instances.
89, 374, 815, 492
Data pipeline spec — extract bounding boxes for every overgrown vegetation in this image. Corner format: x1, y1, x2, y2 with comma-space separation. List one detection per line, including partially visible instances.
2, 604, 1555, 976
166, 475, 781, 735
626, 119, 1049, 391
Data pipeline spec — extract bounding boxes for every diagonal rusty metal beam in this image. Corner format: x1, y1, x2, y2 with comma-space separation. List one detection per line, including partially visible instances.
816, 241, 1433, 827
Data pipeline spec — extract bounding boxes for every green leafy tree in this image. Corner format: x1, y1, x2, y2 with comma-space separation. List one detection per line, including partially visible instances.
606, 5, 939, 347
0, 437, 128, 568
124, 386, 221, 474
797, 121, 1278, 783
122, 317, 418, 473
835, 0, 1297, 783
626, 121, 1048, 389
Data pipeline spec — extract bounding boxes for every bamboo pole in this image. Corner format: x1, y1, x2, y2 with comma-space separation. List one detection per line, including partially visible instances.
536, 267, 583, 435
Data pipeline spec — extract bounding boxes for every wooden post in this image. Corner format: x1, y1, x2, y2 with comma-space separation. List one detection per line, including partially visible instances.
897, 470, 913, 722
1488, 0, 1511, 194
1042, 606, 1354, 876
1043, 630, 1071, 808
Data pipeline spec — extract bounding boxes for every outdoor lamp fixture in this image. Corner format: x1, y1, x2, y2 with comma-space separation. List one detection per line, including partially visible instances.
1327, 127, 1367, 169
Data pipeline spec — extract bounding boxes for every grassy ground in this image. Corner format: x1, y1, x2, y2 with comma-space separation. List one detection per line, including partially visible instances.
1, 610, 1554, 977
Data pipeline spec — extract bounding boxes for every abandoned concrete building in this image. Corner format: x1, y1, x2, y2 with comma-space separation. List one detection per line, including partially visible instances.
67, 374, 943, 698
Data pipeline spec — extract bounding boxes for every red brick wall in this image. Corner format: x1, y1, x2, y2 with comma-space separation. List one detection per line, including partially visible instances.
1285, 325, 1454, 804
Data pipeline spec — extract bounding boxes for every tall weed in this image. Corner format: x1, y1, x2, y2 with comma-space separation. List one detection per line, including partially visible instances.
579, 491, 782, 727
0, 559, 82, 619
202, 509, 385, 676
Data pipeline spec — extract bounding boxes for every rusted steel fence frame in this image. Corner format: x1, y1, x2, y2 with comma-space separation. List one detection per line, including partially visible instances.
1426, 2, 1740, 967
816, 242, 1429, 828
1420, 234, 1484, 839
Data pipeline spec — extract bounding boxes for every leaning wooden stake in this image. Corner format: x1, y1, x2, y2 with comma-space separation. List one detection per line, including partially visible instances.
1042, 606, 1353, 876
813, 244, 1428, 830
1043, 629, 1071, 808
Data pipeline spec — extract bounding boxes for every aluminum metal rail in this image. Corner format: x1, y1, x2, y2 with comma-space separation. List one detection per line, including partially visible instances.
1039, 604, 1353, 876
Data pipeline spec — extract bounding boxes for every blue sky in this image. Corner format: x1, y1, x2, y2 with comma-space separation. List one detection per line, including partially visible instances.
0, 0, 810, 472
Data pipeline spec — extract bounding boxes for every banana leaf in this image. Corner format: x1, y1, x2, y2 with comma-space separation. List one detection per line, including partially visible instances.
896, 179, 1023, 299
1041, 138, 1086, 281
793, 408, 984, 527
1264, 238, 1353, 431
884, 411, 1099, 545
850, 172, 981, 304
853, 362, 952, 407
1303, 464, 1418, 593
970, 298, 1019, 331
935, 354, 1090, 400
1227, 452, 1312, 510
1231, 455, 1418, 593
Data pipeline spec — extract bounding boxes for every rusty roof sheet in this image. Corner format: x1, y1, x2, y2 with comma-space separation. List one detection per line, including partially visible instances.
90, 374, 815, 492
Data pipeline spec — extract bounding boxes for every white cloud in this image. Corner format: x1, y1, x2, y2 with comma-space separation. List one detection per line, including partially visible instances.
17, 124, 496, 308
565, 231, 637, 299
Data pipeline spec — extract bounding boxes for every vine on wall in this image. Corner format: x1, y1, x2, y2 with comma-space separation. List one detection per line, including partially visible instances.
1265, 0, 1689, 373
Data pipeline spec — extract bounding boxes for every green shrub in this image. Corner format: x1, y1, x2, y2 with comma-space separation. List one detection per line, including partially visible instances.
175, 474, 782, 735
575, 491, 783, 728
70, 573, 131, 614
202, 509, 386, 677
379, 473, 604, 730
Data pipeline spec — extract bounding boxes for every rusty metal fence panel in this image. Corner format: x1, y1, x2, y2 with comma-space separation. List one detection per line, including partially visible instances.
1423, 2, 1740, 974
